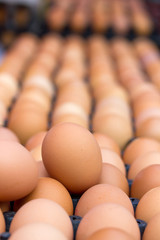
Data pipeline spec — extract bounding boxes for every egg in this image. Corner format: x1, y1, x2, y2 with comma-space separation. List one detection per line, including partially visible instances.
37, 161, 50, 178
92, 114, 133, 149
30, 144, 42, 162
136, 187, 160, 222
0, 127, 19, 142
10, 198, 73, 240
75, 184, 133, 217
86, 228, 135, 240
136, 117, 160, 141
0, 208, 6, 233
42, 123, 102, 194
76, 203, 140, 240
93, 133, 121, 155
9, 223, 68, 240
142, 213, 160, 240
123, 137, 160, 165
128, 151, 160, 180
25, 131, 47, 151
0, 141, 38, 201
99, 163, 129, 195
14, 177, 73, 215
101, 148, 126, 175
0, 201, 10, 212
131, 165, 160, 199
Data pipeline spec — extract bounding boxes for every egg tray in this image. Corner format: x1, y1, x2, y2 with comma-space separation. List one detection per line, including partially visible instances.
0, 194, 147, 240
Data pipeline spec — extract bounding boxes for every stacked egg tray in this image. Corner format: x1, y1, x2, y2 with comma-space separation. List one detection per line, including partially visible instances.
1, 0, 160, 48
0, 33, 160, 240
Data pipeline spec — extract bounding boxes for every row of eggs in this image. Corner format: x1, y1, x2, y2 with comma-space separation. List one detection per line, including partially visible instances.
0, 34, 160, 239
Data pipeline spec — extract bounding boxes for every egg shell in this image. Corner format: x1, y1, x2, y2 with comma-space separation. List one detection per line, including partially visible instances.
131, 165, 160, 199
9, 223, 68, 240
14, 177, 73, 215
123, 137, 160, 165
93, 133, 121, 155
99, 163, 129, 195
0, 208, 6, 233
136, 117, 160, 142
37, 161, 50, 178
75, 183, 133, 217
86, 228, 135, 240
25, 131, 47, 151
128, 151, 160, 180
8, 110, 48, 145
136, 187, 160, 222
42, 123, 102, 194
101, 148, 126, 175
92, 114, 133, 149
0, 141, 38, 201
10, 198, 73, 240
142, 213, 160, 240
0, 127, 20, 142
30, 144, 42, 162
76, 203, 140, 240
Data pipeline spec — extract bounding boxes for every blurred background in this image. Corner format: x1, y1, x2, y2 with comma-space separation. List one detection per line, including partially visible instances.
0, 0, 160, 48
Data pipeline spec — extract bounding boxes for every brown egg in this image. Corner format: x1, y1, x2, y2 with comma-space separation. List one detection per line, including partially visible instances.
8, 110, 48, 145
30, 144, 42, 162
76, 203, 140, 240
101, 148, 126, 175
136, 187, 160, 222
136, 117, 160, 141
123, 137, 160, 165
10, 199, 73, 240
37, 161, 49, 178
9, 223, 68, 240
25, 131, 47, 151
93, 133, 121, 155
14, 177, 73, 215
142, 213, 160, 240
99, 163, 129, 195
0, 208, 6, 233
87, 228, 135, 240
51, 114, 89, 129
131, 165, 160, 199
92, 114, 133, 149
75, 184, 133, 217
0, 127, 19, 142
42, 123, 102, 194
128, 151, 160, 180
0, 141, 38, 201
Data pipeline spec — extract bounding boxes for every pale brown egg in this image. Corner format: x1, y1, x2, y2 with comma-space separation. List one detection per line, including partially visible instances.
136, 187, 160, 222
0, 127, 19, 142
76, 203, 140, 240
92, 114, 133, 149
99, 163, 129, 195
14, 177, 73, 215
8, 110, 48, 145
0, 208, 6, 233
86, 228, 135, 240
131, 165, 160, 199
0, 141, 38, 201
75, 184, 133, 217
25, 131, 47, 151
123, 137, 160, 165
101, 148, 126, 175
136, 117, 160, 141
30, 144, 42, 162
128, 151, 160, 180
93, 133, 121, 155
9, 223, 68, 240
37, 161, 50, 178
142, 213, 160, 240
10, 199, 73, 240
42, 123, 102, 194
